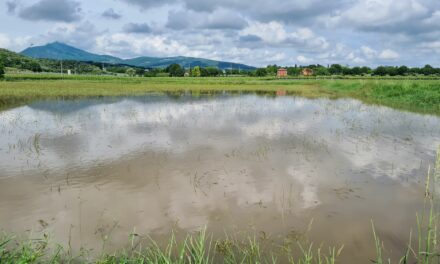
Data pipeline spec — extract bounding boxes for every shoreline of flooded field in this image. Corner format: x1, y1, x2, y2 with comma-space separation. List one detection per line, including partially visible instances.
0, 93, 439, 262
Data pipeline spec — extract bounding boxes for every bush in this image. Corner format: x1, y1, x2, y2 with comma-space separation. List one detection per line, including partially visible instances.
192, 66, 201, 77
0, 64, 4, 79
167, 64, 185, 77
255, 68, 267, 77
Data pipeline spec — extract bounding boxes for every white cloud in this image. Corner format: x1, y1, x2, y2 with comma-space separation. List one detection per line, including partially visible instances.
296, 55, 309, 63
240, 22, 329, 52
96, 33, 192, 58
418, 41, 440, 53
342, 0, 429, 28
2, 0, 440, 66
30, 21, 102, 51
378, 49, 400, 60
361, 46, 377, 59
241, 21, 287, 44
0, 33, 31, 51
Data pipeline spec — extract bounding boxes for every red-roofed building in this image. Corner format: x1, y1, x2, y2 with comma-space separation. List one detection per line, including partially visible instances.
277, 68, 288, 77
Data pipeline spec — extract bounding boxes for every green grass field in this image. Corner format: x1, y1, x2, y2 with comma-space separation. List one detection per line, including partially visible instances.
1, 74, 439, 115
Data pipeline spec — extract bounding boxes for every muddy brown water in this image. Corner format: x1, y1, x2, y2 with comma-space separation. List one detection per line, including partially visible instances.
0, 93, 439, 262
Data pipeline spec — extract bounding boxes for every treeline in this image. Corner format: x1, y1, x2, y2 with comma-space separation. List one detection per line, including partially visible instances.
256, 64, 440, 76
164, 63, 440, 77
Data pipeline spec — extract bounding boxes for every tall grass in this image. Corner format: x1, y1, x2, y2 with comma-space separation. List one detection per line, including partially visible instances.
371, 147, 440, 264
0, 229, 343, 264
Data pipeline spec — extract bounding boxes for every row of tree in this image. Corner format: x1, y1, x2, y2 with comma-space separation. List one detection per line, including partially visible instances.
258, 64, 440, 76
155, 63, 440, 77
165, 64, 224, 77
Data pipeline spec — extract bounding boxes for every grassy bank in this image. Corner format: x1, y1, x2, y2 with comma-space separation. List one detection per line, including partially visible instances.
0, 229, 344, 264
0, 75, 439, 115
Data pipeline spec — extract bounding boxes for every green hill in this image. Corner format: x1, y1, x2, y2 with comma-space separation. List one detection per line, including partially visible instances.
21, 42, 256, 70
21, 42, 123, 64
0, 48, 42, 72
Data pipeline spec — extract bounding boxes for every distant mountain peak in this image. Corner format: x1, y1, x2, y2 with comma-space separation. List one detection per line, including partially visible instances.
21, 42, 256, 70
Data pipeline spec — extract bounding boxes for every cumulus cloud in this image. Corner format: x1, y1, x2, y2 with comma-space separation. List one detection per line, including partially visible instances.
296, 55, 310, 64
18, 0, 82, 22
0, 33, 31, 51
102, 8, 121, 19
361, 46, 377, 59
240, 22, 329, 52
26, 21, 101, 51
96, 33, 192, 58
2, 0, 440, 66
419, 41, 440, 53
339, 0, 440, 36
378, 49, 400, 60
119, 0, 349, 24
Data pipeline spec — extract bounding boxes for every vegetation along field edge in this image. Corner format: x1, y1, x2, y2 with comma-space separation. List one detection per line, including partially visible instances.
0, 75, 439, 116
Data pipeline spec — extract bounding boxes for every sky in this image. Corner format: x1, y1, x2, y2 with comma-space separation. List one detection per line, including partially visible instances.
0, 0, 439, 67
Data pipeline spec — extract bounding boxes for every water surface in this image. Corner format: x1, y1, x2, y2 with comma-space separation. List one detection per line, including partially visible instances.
0, 93, 439, 262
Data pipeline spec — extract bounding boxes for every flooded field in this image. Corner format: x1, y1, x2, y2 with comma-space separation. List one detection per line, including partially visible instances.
0, 93, 439, 262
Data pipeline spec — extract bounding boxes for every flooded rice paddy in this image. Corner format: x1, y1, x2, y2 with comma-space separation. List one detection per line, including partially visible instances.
0, 93, 439, 262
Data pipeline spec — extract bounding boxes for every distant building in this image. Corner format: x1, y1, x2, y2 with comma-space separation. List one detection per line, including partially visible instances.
277, 68, 288, 77
302, 68, 314, 76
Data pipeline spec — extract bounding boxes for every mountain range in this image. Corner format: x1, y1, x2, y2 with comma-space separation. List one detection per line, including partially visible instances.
21, 42, 255, 70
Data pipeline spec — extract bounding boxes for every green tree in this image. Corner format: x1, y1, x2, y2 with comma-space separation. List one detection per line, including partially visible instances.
255, 68, 267, 77
192, 66, 201, 77
329, 64, 343, 75
421, 64, 435, 75
204, 67, 221, 76
360, 66, 372, 75
167, 64, 185, 77
135, 68, 145, 76
126, 68, 136, 77
144, 69, 158, 77
373, 66, 387, 76
409, 67, 421, 75
314, 66, 330, 76
200, 67, 209, 77
351, 67, 362, 75
266, 65, 278, 75
341, 67, 352, 75
386, 66, 398, 76
397, 66, 409, 76
0, 63, 4, 79
287, 67, 301, 76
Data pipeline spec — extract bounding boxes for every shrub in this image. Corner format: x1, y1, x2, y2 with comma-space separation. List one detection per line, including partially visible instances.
0, 64, 4, 79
